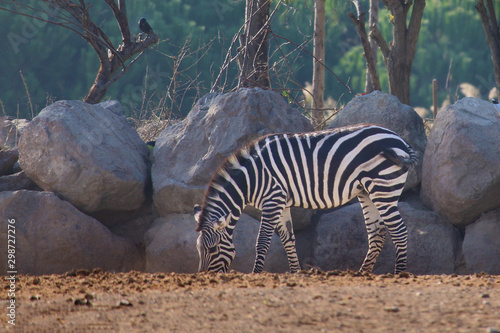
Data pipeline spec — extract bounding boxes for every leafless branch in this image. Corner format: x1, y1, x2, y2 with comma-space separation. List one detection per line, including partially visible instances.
348, 0, 381, 91
369, 22, 390, 59
271, 32, 355, 95
0, 0, 159, 104
475, 0, 500, 91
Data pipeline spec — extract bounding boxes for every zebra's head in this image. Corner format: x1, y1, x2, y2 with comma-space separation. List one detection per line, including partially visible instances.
194, 204, 236, 273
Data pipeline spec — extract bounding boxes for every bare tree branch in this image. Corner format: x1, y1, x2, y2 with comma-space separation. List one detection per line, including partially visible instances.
348, 0, 381, 92
366, 0, 426, 104
485, 0, 499, 36
0, 0, 159, 104
105, 0, 131, 46
382, 0, 405, 49
211, 25, 246, 92
407, 0, 426, 62
370, 25, 390, 59
365, 0, 379, 92
0, 1, 122, 66
271, 32, 355, 95
100, 50, 146, 91
476, 0, 500, 92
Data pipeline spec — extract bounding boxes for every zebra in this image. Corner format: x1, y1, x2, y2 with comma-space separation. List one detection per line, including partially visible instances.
194, 123, 419, 274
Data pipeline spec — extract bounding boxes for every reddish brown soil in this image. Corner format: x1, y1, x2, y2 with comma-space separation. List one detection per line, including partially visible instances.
2, 269, 500, 332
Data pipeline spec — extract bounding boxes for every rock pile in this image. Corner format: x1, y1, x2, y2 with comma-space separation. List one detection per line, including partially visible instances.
0, 101, 150, 274
0, 90, 498, 275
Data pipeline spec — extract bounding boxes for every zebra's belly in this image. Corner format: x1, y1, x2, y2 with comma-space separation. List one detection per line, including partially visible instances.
286, 181, 364, 210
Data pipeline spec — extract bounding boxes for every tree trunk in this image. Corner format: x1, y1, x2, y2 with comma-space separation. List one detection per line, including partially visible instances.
476, 0, 500, 96
84, 31, 158, 104
238, 0, 270, 88
83, 0, 158, 104
385, 55, 412, 104
365, 0, 379, 93
85, 61, 115, 104
370, 0, 425, 105
2, 0, 159, 105
348, 0, 381, 94
312, 0, 326, 129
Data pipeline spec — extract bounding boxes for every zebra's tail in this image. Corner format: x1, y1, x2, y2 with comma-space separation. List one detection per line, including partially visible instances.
382, 146, 419, 168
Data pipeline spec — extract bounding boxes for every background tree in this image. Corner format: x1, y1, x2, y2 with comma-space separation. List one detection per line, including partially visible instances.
365, 0, 379, 93
369, 0, 426, 104
312, 0, 326, 129
0, 0, 158, 104
348, 0, 381, 93
407, 0, 495, 108
1, 0, 497, 119
238, 0, 270, 88
476, 0, 500, 97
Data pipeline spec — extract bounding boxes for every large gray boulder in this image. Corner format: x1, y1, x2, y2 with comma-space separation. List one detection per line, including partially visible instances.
462, 209, 500, 274
420, 97, 500, 227
0, 190, 142, 275
145, 213, 288, 273
311, 197, 459, 274
152, 88, 314, 215
328, 91, 427, 190
18, 100, 150, 213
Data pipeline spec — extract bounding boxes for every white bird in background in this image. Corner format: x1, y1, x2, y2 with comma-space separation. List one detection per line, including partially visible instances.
492, 99, 500, 113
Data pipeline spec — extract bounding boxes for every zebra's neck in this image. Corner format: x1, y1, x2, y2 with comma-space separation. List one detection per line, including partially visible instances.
199, 147, 260, 230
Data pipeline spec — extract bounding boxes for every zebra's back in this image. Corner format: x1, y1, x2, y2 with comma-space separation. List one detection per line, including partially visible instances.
251, 124, 417, 210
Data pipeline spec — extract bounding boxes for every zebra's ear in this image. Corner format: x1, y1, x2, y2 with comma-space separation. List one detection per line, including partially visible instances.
193, 205, 202, 223
214, 215, 228, 231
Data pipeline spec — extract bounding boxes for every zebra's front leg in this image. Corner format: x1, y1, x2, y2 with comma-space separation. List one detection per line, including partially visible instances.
253, 200, 287, 273
253, 217, 277, 273
275, 207, 301, 273
357, 192, 386, 274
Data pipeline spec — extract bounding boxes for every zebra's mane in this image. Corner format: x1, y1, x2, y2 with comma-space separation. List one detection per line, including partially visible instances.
196, 137, 261, 231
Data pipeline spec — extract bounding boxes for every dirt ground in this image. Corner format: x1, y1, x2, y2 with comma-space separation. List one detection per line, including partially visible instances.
2, 269, 500, 332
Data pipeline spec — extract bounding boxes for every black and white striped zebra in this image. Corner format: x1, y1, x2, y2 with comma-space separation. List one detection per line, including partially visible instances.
194, 123, 418, 274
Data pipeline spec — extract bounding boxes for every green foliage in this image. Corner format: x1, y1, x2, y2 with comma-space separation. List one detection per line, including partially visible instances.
0, 0, 497, 119
411, 0, 495, 106
332, 0, 497, 107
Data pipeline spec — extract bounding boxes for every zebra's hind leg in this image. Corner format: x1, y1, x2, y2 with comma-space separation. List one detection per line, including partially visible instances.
275, 207, 301, 273
371, 197, 408, 274
357, 192, 386, 274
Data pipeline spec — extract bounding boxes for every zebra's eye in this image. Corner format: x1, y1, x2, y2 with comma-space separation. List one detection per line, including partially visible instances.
208, 246, 218, 254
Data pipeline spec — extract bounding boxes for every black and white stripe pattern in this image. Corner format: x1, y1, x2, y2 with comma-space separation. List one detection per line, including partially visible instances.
194, 123, 418, 274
